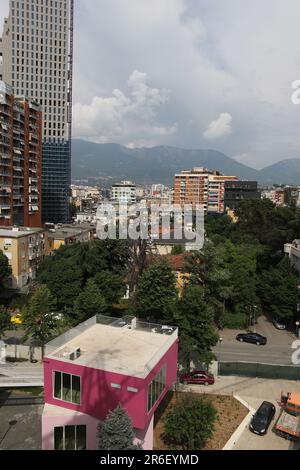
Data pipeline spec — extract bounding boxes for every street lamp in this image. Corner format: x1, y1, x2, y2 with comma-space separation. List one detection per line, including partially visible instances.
296, 321, 300, 338
218, 337, 223, 357
0, 420, 17, 447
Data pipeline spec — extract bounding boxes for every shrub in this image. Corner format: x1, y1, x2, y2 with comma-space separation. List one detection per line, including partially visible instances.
163, 394, 217, 450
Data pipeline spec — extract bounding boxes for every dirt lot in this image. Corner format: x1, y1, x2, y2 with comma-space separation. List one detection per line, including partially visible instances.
153, 391, 248, 450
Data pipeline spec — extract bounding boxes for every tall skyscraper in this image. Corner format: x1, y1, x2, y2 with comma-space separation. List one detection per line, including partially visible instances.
0, 0, 74, 223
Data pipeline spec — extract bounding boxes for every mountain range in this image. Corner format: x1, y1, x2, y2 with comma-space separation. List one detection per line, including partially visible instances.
72, 139, 300, 186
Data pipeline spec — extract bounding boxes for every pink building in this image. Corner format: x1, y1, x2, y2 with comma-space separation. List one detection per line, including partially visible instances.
42, 315, 178, 450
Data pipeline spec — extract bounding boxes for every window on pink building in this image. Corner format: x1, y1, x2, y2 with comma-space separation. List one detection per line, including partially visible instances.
147, 365, 167, 412
54, 425, 87, 450
53, 371, 81, 405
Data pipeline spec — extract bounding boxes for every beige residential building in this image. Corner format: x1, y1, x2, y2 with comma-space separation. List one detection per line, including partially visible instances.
0, 226, 48, 289
46, 224, 95, 252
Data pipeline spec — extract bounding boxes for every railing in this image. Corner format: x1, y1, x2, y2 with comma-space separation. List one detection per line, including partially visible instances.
45, 314, 178, 373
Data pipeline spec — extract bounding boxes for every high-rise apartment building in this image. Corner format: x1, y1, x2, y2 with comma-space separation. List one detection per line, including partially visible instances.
0, 0, 74, 223
0, 80, 42, 227
111, 181, 137, 205
174, 167, 238, 213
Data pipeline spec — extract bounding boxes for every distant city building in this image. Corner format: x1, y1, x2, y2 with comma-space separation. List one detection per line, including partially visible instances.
0, 0, 74, 224
42, 315, 178, 450
0, 226, 48, 289
174, 167, 238, 213
75, 212, 98, 225
261, 186, 300, 208
71, 185, 101, 213
224, 181, 261, 210
284, 240, 300, 274
111, 181, 137, 205
0, 81, 42, 227
46, 223, 95, 252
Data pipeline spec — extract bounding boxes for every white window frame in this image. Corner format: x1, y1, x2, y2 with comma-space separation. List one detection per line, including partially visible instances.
147, 365, 167, 413
52, 370, 81, 405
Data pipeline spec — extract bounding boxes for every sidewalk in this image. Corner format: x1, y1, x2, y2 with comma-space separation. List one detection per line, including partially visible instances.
185, 376, 300, 450
0, 361, 43, 387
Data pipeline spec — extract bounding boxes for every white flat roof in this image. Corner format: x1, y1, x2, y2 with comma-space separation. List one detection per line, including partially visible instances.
47, 322, 177, 379
0, 228, 43, 238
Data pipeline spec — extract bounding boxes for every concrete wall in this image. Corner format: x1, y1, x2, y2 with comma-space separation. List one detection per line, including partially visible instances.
4, 344, 42, 361
42, 408, 99, 450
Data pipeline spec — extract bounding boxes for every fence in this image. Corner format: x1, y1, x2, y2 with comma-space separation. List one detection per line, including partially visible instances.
218, 361, 300, 381
3, 344, 42, 362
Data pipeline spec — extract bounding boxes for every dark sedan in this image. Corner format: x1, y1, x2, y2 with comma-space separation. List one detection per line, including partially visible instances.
236, 332, 267, 345
249, 401, 276, 435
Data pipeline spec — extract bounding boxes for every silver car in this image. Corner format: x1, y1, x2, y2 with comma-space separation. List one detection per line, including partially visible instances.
272, 318, 286, 330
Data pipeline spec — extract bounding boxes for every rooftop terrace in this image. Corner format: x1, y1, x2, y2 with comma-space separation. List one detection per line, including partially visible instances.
45, 315, 178, 379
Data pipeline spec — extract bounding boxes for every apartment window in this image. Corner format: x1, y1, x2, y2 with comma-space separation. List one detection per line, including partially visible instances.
54, 425, 86, 451
147, 366, 167, 412
53, 371, 81, 405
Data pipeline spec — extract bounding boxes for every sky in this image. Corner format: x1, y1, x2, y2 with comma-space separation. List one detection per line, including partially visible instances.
1, 0, 300, 169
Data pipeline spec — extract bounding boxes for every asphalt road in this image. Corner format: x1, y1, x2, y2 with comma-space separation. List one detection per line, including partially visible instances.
213, 316, 297, 365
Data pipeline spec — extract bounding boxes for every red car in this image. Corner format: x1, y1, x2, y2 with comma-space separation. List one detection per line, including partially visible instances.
180, 370, 215, 386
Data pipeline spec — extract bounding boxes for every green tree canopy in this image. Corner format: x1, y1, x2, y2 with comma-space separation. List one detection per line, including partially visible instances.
22, 285, 58, 358
186, 241, 259, 328
134, 258, 177, 322
163, 394, 217, 450
74, 279, 106, 322
0, 251, 12, 292
92, 271, 126, 305
0, 306, 10, 338
258, 257, 299, 321
172, 285, 218, 369
171, 245, 185, 255
98, 405, 141, 450
37, 240, 131, 316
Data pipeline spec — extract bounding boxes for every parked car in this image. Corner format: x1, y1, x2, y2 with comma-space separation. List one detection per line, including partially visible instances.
180, 370, 215, 386
272, 318, 286, 330
236, 332, 267, 345
249, 401, 276, 435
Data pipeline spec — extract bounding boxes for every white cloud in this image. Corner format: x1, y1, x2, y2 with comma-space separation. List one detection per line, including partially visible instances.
73, 70, 177, 146
203, 113, 233, 141
3, 0, 300, 167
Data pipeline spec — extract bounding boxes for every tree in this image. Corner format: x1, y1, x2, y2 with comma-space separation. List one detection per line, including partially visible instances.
0, 307, 10, 338
37, 240, 131, 317
171, 245, 184, 255
232, 199, 299, 269
98, 405, 142, 450
134, 258, 177, 322
163, 394, 217, 450
172, 285, 218, 370
38, 256, 83, 313
0, 251, 12, 292
258, 257, 299, 321
92, 271, 126, 305
186, 241, 259, 328
22, 285, 57, 358
74, 279, 106, 322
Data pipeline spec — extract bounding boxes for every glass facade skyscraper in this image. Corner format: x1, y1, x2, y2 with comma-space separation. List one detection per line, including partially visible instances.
0, 0, 74, 223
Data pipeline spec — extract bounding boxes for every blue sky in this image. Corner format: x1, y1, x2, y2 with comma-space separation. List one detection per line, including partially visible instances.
1, 0, 300, 169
